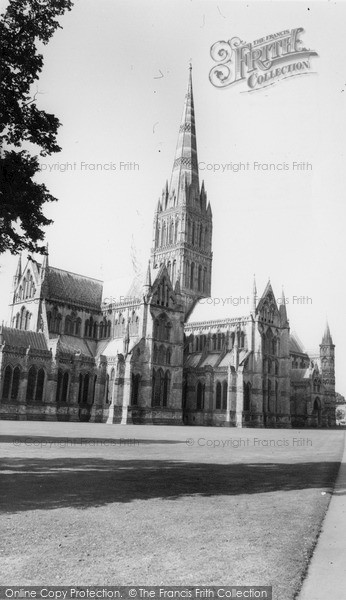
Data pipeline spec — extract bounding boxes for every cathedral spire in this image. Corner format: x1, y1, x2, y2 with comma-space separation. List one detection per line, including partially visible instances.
151, 67, 213, 319
169, 64, 199, 204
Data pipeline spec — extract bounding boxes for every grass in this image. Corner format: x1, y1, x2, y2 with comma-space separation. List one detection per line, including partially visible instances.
0, 422, 344, 599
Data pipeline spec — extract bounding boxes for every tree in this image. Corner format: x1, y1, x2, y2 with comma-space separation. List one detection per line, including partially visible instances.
335, 392, 346, 405
0, 0, 73, 254
336, 407, 346, 422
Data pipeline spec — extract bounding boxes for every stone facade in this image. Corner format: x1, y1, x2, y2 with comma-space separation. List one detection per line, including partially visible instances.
0, 68, 336, 427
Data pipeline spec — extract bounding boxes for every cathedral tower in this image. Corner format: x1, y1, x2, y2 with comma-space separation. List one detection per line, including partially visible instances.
151, 66, 213, 319
320, 322, 335, 394
320, 321, 336, 425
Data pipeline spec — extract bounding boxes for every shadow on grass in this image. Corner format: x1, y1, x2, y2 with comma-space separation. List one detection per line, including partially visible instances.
0, 457, 344, 513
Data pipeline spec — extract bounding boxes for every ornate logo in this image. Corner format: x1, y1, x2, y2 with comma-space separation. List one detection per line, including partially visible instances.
209, 28, 318, 92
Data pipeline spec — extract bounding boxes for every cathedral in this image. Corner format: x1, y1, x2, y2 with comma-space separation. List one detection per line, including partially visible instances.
0, 68, 336, 427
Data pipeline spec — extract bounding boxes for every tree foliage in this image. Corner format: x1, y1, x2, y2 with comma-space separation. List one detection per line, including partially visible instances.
0, 0, 73, 254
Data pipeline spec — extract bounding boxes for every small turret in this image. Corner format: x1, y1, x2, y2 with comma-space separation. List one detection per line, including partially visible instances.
279, 287, 288, 326
143, 261, 152, 296
233, 327, 239, 370
13, 254, 22, 291
123, 319, 130, 355
40, 245, 49, 282
200, 180, 207, 211
251, 275, 257, 314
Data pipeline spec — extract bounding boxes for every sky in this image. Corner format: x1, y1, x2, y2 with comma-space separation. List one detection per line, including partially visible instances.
1, 0, 346, 394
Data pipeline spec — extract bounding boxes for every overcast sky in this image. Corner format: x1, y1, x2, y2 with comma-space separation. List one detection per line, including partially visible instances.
1, 0, 346, 394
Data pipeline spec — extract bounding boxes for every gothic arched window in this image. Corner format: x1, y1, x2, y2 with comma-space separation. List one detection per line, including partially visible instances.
198, 265, 202, 291
20, 306, 26, 329
78, 374, 83, 403
174, 219, 178, 243
2, 366, 12, 400
169, 221, 173, 244
163, 371, 171, 407
215, 381, 222, 409
92, 375, 97, 404
24, 311, 30, 331
190, 262, 195, 289
185, 260, 190, 288
152, 368, 163, 407
62, 372, 69, 402
158, 345, 165, 364
267, 379, 272, 413
131, 373, 141, 406
197, 381, 205, 411
26, 366, 37, 402
56, 370, 63, 403
165, 321, 171, 342
172, 260, 176, 284
64, 316, 72, 334
35, 369, 45, 402
203, 267, 207, 292
83, 374, 89, 404
88, 317, 94, 338
11, 367, 20, 400
75, 318, 82, 336
244, 382, 251, 412
104, 374, 110, 404
162, 221, 167, 246
166, 348, 171, 365
222, 381, 228, 410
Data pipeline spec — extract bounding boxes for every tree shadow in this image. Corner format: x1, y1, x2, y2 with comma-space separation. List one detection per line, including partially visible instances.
1, 457, 345, 513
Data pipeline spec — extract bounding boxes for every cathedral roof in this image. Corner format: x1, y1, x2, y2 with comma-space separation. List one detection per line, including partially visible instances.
184, 353, 203, 368
98, 337, 125, 358
56, 335, 96, 358
200, 354, 221, 367
290, 368, 311, 382
218, 350, 234, 368
45, 267, 103, 310
0, 327, 48, 351
289, 332, 308, 356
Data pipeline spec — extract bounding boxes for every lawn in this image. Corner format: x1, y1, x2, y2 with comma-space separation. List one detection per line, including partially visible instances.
0, 422, 344, 600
